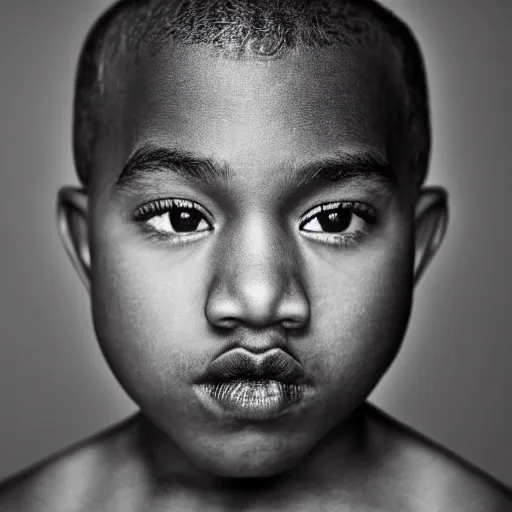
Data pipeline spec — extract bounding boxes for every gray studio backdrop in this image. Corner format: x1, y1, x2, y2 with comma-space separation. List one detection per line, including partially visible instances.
1, 0, 511, 486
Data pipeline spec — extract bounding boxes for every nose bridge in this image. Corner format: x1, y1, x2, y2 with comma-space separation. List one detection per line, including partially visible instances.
236, 215, 287, 273
205, 215, 309, 329
224, 216, 294, 304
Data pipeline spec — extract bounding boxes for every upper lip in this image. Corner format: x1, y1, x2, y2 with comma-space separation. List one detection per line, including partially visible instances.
198, 348, 306, 385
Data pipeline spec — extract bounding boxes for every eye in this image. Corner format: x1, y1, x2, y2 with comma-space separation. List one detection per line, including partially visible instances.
134, 198, 213, 240
299, 201, 376, 247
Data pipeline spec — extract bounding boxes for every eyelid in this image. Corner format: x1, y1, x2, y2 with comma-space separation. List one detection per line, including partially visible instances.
298, 200, 376, 228
133, 197, 214, 225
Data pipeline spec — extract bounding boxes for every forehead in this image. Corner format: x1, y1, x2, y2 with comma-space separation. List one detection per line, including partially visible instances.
101, 42, 406, 186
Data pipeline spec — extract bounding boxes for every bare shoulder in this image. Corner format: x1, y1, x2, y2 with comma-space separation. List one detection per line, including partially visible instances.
366, 404, 512, 512
0, 415, 142, 512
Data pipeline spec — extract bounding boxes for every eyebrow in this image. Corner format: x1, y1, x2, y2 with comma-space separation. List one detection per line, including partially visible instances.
288, 150, 396, 195
116, 143, 231, 189
116, 142, 395, 193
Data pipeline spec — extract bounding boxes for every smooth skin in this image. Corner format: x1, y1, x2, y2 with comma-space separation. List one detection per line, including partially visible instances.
1, 42, 510, 511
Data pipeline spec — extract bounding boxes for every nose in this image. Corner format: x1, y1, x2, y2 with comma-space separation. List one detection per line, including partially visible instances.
205, 219, 310, 331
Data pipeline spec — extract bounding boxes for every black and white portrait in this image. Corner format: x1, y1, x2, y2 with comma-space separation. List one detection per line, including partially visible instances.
0, 1, 511, 509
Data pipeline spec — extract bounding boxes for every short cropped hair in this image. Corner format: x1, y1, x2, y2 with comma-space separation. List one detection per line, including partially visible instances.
74, 0, 431, 187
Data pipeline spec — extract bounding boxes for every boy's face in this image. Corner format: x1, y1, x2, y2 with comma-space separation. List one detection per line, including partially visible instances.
78, 43, 428, 477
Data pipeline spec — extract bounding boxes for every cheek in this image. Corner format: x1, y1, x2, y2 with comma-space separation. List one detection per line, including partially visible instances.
89, 231, 212, 406
305, 240, 414, 398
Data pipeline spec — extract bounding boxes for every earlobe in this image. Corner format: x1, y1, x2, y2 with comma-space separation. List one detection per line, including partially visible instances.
414, 186, 449, 285
57, 186, 91, 291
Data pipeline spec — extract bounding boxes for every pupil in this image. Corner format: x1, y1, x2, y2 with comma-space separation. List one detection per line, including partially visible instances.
170, 208, 202, 232
317, 208, 351, 233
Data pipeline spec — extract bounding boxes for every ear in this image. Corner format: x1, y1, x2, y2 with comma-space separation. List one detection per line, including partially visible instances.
57, 186, 91, 291
413, 186, 449, 285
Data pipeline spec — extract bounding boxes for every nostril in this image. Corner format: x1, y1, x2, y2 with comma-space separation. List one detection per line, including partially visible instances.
281, 313, 310, 330
215, 317, 239, 330
281, 318, 302, 330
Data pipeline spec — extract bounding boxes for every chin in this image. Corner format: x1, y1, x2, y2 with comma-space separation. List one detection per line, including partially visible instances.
190, 436, 307, 479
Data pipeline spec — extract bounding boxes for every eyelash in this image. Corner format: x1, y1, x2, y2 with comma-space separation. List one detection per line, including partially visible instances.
133, 198, 377, 247
298, 201, 376, 248
299, 200, 373, 223
134, 198, 205, 219
133, 198, 213, 244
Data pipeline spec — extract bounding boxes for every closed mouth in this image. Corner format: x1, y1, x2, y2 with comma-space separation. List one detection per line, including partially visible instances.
194, 348, 311, 420
197, 347, 306, 384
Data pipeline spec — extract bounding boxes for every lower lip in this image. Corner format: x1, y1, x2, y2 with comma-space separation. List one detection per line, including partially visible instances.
194, 380, 306, 420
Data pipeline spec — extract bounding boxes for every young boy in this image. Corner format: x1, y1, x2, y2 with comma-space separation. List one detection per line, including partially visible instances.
1, 0, 511, 510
